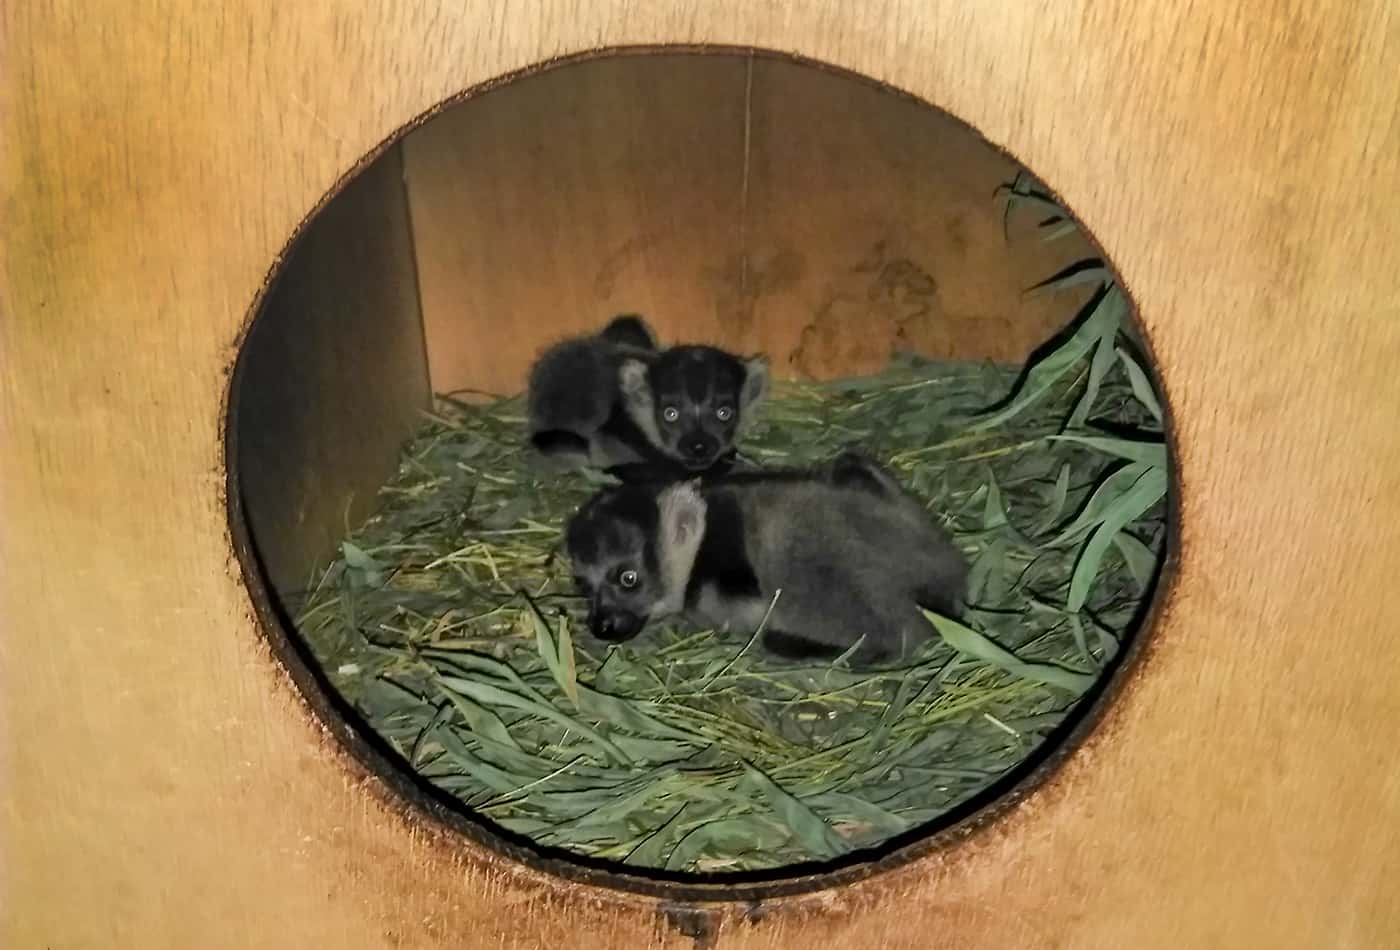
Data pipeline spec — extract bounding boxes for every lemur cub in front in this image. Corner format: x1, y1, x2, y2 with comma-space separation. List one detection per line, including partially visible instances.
564, 453, 969, 669
526, 314, 768, 482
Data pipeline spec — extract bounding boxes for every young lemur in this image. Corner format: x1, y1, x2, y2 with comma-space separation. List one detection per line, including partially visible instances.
564, 453, 969, 669
526, 315, 769, 482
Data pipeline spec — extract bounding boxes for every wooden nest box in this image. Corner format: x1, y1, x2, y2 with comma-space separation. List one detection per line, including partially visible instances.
4, 4, 1399, 948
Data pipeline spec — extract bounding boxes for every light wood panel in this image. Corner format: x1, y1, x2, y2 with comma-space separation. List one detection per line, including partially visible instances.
404, 54, 749, 397
234, 144, 430, 599
2, 3, 1399, 949
404, 54, 1095, 396
743, 58, 1096, 378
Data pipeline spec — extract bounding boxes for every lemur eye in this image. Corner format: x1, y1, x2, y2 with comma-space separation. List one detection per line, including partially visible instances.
715, 406, 734, 422
662, 407, 680, 423
618, 569, 639, 589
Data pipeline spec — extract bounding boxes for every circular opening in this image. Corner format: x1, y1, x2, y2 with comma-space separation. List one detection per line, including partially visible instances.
228, 48, 1174, 896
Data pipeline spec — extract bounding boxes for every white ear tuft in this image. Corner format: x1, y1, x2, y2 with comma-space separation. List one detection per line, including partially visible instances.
659, 480, 707, 547
619, 358, 650, 398
654, 480, 707, 616
741, 356, 770, 409
618, 358, 665, 448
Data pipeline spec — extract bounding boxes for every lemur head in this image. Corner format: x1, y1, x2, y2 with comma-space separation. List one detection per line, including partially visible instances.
618, 346, 768, 472
565, 481, 707, 643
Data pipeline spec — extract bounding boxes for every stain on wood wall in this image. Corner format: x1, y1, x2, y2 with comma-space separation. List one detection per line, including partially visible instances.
403, 54, 1097, 396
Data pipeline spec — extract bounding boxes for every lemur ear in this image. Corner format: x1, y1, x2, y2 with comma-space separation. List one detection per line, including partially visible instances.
619, 358, 650, 399
659, 480, 706, 548
741, 356, 770, 409
601, 314, 658, 350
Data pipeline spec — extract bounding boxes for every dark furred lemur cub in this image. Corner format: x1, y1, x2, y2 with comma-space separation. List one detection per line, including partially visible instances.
564, 453, 969, 669
526, 314, 769, 482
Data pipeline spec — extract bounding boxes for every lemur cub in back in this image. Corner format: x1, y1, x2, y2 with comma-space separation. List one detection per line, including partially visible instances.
526, 315, 769, 482
564, 453, 969, 669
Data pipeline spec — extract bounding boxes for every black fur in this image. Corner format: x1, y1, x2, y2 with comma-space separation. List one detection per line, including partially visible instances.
599, 314, 658, 350
826, 451, 896, 497
530, 429, 590, 457
761, 630, 846, 660
629, 346, 761, 470
603, 452, 739, 486
685, 489, 761, 605
564, 459, 968, 668
526, 315, 761, 482
565, 485, 660, 571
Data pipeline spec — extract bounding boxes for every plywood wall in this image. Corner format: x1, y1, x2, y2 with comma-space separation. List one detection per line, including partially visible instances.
234, 145, 429, 598
403, 54, 1097, 397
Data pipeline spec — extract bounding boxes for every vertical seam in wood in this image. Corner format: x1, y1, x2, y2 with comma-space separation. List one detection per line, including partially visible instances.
397, 140, 436, 406
739, 50, 754, 297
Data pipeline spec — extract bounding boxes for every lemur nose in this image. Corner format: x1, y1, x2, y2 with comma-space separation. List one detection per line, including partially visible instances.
686, 439, 709, 458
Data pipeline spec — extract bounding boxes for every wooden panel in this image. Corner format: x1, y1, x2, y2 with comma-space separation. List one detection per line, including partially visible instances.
744, 58, 1096, 378
404, 54, 749, 397
404, 54, 1093, 396
2, 3, 1399, 949
233, 144, 430, 598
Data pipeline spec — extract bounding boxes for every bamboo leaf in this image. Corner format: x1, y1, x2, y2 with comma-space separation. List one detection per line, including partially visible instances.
1069, 614, 1091, 665
742, 763, 849, 859
435, 687, 521, 751
1047, 462, 1151, 547
1050, 433, 1168, 468
432, 726, 527, 794
1035, 463, 1073, 535
1067, 466, 1169, 611
494, 816, 554, 836
966, 537, 1003, 603
548, 770, 679, 833
482, 496, 531, 530
1068, 331, 1120, 428
968, 287, 1125, 431
574, 685, 707, 744
665, 815, 779, 872
409, 701, 454, 767
525, 598, 578, 705
997, 172, 1060, 235
436, 675, 631, 765
1114, 532, 1159, 589
625, 805, 689, 867
341, 541, 385, 588
1025, 260, 1110, 297
1040, 220, 1081, 242
868, 675, 927, 752
982, 470, 1007, 529
922, 610, 1095, 693
980, 537, 1012, 602
809, 792, 911, 838
424, 649, 554, 705
341, 541, 382, 571
607, 735, 696, 764
1117, 346, 1164, 422
557, 612, 578, 702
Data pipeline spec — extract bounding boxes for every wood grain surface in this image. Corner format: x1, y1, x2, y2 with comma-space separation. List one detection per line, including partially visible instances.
235, 144, 429, 599
2, 2, 1399, 948
404, 53, 1095, 396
